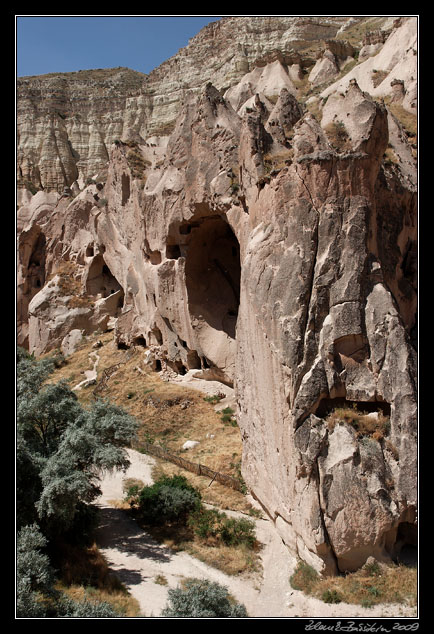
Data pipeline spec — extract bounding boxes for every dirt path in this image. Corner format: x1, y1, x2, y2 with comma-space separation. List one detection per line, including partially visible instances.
94, 449, 416, 619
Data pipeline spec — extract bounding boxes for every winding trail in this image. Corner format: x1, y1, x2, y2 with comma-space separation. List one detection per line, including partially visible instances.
94, 449, 416, 619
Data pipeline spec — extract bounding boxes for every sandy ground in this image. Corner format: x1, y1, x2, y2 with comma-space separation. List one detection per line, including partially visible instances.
94, 448, 417, 619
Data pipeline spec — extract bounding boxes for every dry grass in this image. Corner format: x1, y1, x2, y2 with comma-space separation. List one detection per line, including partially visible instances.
43, 331, 262, 580
52, 541, 141, 616
263, 149, 294, 173
386, 100, 417, 139
56, 582, 141, 617
323, 121, 351, 151
45, 331, 247, 506
326, 405, 390, 441
335, 17, 390, 47
290, 560, 417, 608
143, 516, 261, 578
371, 69, 389, 88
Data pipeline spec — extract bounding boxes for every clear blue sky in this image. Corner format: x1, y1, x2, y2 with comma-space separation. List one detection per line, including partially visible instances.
16, 16, 223, 77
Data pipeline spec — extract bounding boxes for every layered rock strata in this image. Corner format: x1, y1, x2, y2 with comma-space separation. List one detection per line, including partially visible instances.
17, 16, 384, 194
17, 17, 417, 575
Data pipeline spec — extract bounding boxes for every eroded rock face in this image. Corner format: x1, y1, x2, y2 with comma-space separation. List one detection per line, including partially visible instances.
17, 18, 417, 576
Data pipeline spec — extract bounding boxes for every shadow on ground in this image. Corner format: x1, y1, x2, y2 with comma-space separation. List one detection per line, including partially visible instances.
96, 505, 172, 563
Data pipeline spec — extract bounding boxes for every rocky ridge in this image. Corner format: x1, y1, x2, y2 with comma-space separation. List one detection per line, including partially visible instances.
17, 16, 417, 576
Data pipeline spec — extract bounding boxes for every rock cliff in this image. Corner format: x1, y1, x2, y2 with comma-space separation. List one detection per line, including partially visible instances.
17, 16, 417, 575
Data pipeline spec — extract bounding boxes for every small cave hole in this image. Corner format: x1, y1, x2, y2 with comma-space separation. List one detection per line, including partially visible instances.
86, 245, 94, 257
149, 251, 162, 265
150, 326, 163, 346
166, 244, 182, 259
117, 341, 130, 350
133, 336, 147, 347
154, 359, 162, 372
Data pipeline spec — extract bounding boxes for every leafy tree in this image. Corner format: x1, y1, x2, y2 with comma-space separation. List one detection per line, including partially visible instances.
16, 524, 120, 618
16, 524, 55, 617
16, 348, 138, 535
161, 578, 248, 618
16, 347, 139, 617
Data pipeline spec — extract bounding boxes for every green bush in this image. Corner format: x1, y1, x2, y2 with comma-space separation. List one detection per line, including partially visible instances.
161, 578, 248, 617
188, 507, 256, 549
188, 507, 222, 540
322, 589, 342, 604
219, 517, 256, 548
137, 475, 201, 525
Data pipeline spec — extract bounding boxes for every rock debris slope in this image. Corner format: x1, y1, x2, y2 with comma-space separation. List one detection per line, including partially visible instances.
17, 16, 417, 576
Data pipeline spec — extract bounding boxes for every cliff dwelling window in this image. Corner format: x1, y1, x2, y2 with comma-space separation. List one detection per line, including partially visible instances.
86, 245, 94, 257
185, 216, 240, 340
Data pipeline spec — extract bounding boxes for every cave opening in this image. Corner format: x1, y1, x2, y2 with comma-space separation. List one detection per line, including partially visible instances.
86, 255, 123, 298
133, 335, 147, 347
29, 232, 46, 291
184, 216, 241, 340
315, 397, 391, 419
393, 522, 418, 567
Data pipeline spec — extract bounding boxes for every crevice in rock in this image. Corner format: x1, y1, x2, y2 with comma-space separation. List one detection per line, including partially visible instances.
314, 455, 340, 572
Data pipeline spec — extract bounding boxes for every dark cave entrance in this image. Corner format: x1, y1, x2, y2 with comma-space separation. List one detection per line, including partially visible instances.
184, 216, 241, 341
85, 254, 123, 299
393, 522, 418, 567
29, 232, 46, 291
315, 397, 391, 419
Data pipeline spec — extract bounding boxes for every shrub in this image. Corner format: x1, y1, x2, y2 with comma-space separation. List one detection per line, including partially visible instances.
290, 561, 320, 594
219, 517, 256, 548
188, 507, 256, 549
161, 578, 248, 617
322, 589, 342, 604
57, 597, 121, 618
137, 475, 201, 525
188, 507, 222, 540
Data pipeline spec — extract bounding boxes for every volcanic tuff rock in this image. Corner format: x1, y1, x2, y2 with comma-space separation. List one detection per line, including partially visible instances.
17, 16, 417, 575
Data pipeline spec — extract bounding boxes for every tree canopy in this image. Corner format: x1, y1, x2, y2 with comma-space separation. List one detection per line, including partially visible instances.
16, 347, 139, 617
16, 347, 138, 534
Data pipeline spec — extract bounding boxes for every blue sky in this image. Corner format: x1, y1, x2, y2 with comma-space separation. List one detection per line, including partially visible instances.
16, 16, 223, 77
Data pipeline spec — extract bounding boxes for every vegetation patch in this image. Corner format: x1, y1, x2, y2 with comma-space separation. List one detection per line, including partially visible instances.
326, 404, 390, 441
323, 120, 351, 150
371, 69, 389, 88
16, 346, 140, 617
289, 559, 417, 608
161, 577, 248, 617
126, 474, 261, 577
